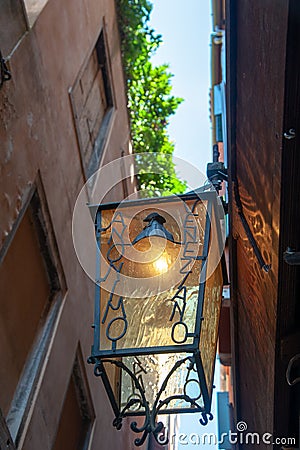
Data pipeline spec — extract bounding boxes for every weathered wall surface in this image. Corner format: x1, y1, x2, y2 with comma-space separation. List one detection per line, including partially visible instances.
0, 0, 138, 448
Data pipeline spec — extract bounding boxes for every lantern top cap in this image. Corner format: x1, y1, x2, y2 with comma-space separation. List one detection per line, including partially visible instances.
88, 188, 218, 219
143, 212, 166, 224
132, 211, 175, 244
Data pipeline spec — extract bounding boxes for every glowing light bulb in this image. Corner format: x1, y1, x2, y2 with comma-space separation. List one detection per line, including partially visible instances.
153, 256, 169, 274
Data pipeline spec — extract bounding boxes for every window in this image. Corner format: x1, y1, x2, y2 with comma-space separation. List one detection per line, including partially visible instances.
213, 83, 226, 146
215, 114, 223, 142
70, 30, 114, 180
53, 350, 95, 450
0, 188, 65, 444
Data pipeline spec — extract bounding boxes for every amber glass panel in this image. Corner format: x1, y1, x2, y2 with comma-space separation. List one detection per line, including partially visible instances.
199, 203, 223, 397
97, 199, 208, 352
199, 263, 222, 396
0, 208, 50, 416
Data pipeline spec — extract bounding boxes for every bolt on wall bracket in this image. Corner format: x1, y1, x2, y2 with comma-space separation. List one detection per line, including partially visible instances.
283, 247, 300, 265
0, 50, 11, 89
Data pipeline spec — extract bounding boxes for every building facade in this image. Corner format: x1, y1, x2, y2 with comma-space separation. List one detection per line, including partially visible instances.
0, 1, 137, 449
227, 0, 300, 448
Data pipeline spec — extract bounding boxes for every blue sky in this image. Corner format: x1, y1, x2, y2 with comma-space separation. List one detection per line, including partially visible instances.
149, 2, 220, 448
150, 0, 212, 178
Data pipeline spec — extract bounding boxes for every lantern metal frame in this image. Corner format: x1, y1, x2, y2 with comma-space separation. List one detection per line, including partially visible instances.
88, 190, 224, 446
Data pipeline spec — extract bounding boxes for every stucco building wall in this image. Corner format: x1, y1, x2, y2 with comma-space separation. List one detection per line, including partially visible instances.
0, 1, 137, 448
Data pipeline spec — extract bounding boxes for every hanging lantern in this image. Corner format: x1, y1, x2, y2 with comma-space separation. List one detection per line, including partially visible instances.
88, 189, 225, 446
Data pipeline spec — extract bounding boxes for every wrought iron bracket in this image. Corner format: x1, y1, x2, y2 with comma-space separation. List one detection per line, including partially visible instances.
207, 161, 228, 194
207, 152, 270, 272
233, 180, 270, 272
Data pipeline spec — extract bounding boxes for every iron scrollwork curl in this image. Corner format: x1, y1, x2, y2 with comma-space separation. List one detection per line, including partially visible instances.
199, 412, 214, 426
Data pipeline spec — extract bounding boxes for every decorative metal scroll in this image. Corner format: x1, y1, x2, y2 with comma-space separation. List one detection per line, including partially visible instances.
169, 200, 207, 344
90, 355, 211, 447
98, 211, 128, 351
127, 357, 147, 407
180, 200, 203, 275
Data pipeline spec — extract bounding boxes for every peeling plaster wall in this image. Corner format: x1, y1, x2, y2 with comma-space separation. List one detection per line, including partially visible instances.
0, 1, 137, 449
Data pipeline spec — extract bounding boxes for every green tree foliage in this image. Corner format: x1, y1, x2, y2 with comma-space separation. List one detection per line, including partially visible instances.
117, 0, 187, 197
